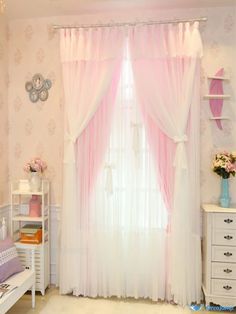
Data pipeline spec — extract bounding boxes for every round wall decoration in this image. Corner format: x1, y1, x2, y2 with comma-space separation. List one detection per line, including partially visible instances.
29, 90, 39, 103
39, 89, 49, 102
32, 74, 44, 90
25, 73, 52, 103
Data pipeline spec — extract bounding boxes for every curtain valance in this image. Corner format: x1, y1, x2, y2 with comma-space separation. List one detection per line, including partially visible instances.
60, 28, 126, 62
129, 22, 203, 59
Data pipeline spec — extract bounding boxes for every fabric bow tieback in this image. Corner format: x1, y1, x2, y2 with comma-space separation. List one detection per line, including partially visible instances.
173, 134, 188, 169
173, 134, 188, 144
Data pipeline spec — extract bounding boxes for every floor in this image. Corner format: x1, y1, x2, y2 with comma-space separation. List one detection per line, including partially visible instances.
7, 286, 57, 314
7, 286, 234, 314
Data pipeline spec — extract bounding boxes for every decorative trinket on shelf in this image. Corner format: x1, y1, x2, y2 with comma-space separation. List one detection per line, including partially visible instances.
25, 74, 52, 103
29, 195, 41, 217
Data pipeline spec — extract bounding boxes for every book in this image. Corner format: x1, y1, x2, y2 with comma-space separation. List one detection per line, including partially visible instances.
0, 283, 17, 298
20, 224, 42, 234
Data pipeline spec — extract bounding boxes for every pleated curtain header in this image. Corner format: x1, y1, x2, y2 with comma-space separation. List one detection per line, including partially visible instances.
60, 27, 126, 62
60, 22, 203, 62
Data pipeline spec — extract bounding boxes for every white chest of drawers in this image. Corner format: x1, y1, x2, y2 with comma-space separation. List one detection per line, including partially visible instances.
202, 204, 236, 307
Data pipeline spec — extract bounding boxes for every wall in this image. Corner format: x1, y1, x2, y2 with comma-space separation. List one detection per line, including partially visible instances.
0, 15, 9, 206
7, 6, 236, 207
199, 8, 236, 204
8, 19, 64, 205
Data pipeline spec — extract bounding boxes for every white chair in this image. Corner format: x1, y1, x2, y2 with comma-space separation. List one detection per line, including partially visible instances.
0, 218, 36, 313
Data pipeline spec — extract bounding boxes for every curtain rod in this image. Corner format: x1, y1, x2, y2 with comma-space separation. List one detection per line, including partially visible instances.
53, 16, 207, 29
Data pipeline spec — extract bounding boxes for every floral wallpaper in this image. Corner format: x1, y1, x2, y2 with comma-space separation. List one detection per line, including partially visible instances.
0, 15, 9, 206
7, 6, 236, 206
8, 18, 64, 205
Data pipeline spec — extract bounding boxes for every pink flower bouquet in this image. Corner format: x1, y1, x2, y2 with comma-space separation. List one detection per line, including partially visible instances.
24, 157, 47, 173
212, 151, 236, 179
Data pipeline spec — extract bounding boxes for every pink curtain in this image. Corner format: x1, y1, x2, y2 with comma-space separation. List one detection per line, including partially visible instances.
141, 110, 175, 216
77, 62, 121, 201
129, 22, 202, 305
59, 27, 125, 294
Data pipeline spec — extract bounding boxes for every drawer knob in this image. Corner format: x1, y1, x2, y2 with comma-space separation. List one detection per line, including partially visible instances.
224, 252, 233, 257
224, 235, 233, 240
224, 268, 232, 273
223, 285, 232, 290
224, 219, 233, 224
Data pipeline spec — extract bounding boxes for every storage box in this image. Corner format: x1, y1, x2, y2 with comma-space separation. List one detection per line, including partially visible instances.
20, 224, 42, 244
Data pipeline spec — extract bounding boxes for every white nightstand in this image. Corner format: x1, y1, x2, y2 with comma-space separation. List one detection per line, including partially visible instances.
202, 203, 236, 307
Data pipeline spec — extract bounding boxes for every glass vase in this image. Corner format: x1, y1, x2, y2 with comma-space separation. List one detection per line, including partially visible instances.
220, 178, 230, 208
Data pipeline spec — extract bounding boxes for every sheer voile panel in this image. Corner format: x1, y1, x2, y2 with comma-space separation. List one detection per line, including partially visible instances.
75, 47, 169, 300
59, 23, 202, 306
129, 22, 202, 305
59, 27, 125, 294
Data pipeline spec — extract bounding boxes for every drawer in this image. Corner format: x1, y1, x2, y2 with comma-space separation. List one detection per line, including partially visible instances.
213, 213, 236, 230
212, 229, 236, 246
212, 279, 236, 296
212, 246, 236, 262
212, 262, 236, 279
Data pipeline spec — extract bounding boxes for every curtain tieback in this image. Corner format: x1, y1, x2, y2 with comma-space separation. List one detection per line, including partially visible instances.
173, 134, 188, 144
64, 133, 77, 164
172, 134, 188, 169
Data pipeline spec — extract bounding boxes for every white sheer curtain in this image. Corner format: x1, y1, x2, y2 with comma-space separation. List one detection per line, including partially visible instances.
60, 27, 125, 294
77, 44, 169, 300
129, 22, 202, 305
59, 23, 202, 305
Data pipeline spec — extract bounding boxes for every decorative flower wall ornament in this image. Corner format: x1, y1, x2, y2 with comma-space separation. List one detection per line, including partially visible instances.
25, 73, 52, 103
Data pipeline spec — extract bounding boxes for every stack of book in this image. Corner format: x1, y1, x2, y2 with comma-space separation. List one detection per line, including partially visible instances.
20, 224, 42, 244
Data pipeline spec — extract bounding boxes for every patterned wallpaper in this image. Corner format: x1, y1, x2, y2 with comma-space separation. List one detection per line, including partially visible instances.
6, 6, 236, 206
8, 19, 64, 205
0, 15, 9, 206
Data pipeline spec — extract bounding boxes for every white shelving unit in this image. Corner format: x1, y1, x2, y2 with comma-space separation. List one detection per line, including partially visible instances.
10, 179, 50, 295
205, 74, 231, 122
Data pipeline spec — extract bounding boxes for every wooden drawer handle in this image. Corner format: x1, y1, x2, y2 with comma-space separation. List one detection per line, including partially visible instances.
223, 285, 232, 290
224, 268, 232, 273
224, 235, 233, 240
224, 219, 233, 224
224, 252, 233, 257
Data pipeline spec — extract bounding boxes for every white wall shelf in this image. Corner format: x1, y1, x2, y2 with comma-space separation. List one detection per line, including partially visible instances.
204, 94, 230, 99
207, 76, 230, 81
209, 117, 230, 120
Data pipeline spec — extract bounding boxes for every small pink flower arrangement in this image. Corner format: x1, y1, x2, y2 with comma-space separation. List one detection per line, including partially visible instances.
212, 151, 236, 179
24, 157, 47, 173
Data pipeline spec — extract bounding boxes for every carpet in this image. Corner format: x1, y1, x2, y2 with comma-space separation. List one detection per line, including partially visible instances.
39, 295, 200, 314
